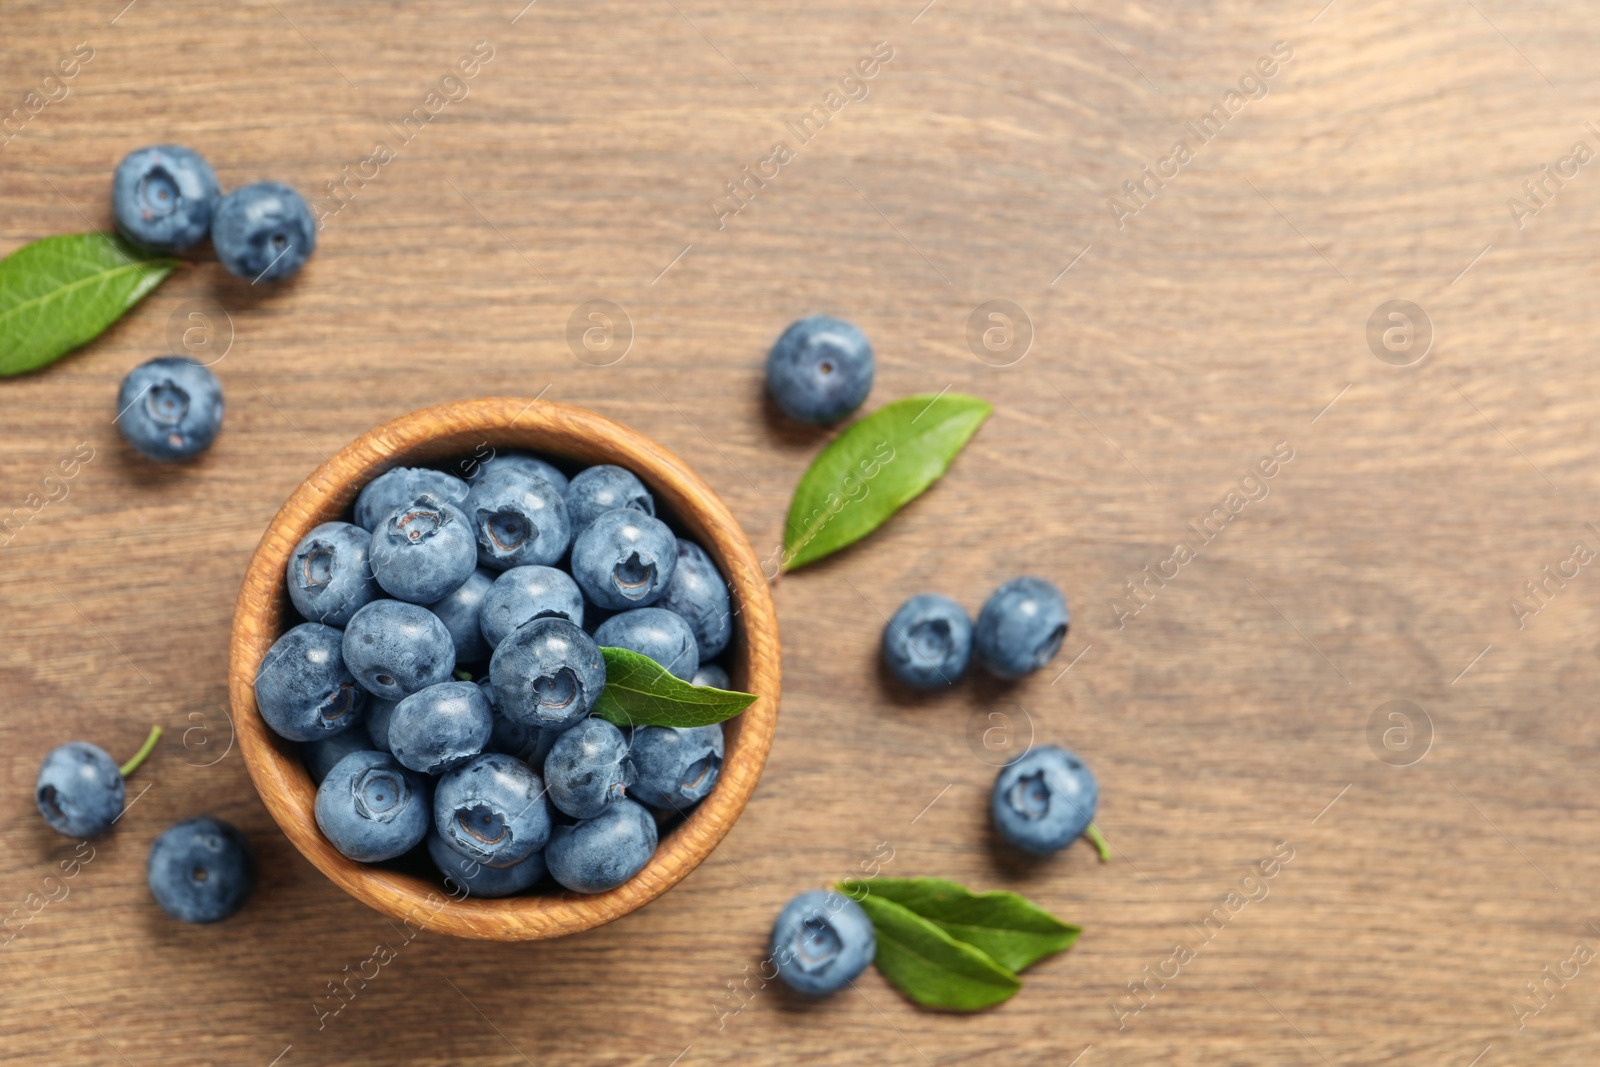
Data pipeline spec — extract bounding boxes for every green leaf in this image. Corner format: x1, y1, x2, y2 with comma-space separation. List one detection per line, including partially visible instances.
849, 892, 1021, 1011
591, 646, 757, 728
838, 877, 1079, 974
0, 233, 176, 377
782, 393, 991, 571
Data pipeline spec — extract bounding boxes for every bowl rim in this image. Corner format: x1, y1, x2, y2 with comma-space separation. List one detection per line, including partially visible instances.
229, 397, 780, 941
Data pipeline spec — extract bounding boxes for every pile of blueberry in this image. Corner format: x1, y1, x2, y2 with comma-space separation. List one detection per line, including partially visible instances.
255, 450, 735, 897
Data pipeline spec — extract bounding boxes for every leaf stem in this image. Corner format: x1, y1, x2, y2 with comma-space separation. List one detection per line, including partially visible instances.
120, 725, 163, 778
1084, 823, 1111, 863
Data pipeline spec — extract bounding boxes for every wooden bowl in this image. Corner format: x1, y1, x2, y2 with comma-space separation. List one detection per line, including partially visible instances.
229, 397, 780, 940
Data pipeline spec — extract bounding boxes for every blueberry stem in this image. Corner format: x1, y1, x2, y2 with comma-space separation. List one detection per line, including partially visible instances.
119, 725, 163, 777
1084, 823, 1111, 863
454, 669, 474, 682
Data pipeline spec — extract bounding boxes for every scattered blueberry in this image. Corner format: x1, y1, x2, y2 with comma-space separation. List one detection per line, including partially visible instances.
489, 617, 605, 730
594, 608, 699, 681
427, 568, 494, 664
302, 722, 375, 785
544, 798, 657, 894
973, 577, 1069, 680
354, 467, 470, 532
35, 742, 123, 838
315, 750, 431, 862
112, 144, 220, 253
468, 452, 569, 494
255, 622, 365, 742
146, 817, 255, 923
116, 357, 224, 462
212, 180, 316, 282
990, 744, 1097, 855
287, 521, 378, 627
388, 681, 494, 775
544, 718, 634, 819
691, 664, 730, 690
570, 508, 678, 610
465, 467, 571, 571
765, 315, 874, 425
479, 565, 585, 650
364, 697, 399, 753
882, 593, 972, 688
655, 540, 732, 661
628, 725, 723, 810
564, 465, 654, 534
427, 832, 546, 898
433, 752, 551, 867
341, 600, 456, 701
369, 494, 478, 603
770, 889, 876, 995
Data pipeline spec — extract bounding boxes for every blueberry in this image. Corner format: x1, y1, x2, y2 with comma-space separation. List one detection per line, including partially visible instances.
882, 593, 972, 688
315, 751, 431, 862
692, 664, 730, 689
766, 315, 874, 425
35, 742, 123, 837
354, 467, 470, 532
489, 617, 605, 730
973, 577, 1069, 680
341, 600, 456, 701
212, 180, 316, 282
483, 680, 558, 765
302, 723, 375, 785
594, 608, 699, 681
255, 622, 365, 741
287, 521, 378, 627
570, 508, 678, 610
465, 467, 571, 571
368, 495, 478, 603
146, 817, 255, 923
655, 540, 732, 661
433, 753, 551, 867
427, 568, 494, 664
544, 798, 657, 894
564, 465, 654, 534
388, 681, 494, 775
427, 833, 545, 898
111, 144, 220, 253
991, 744, 1097, 855
364, 697, 398, 752
544, 719, 634, 819
468, 452, 569, 494
770, 889, 876, 995
628, 725, 723, 810
116, 357, 224, 462
479, 565, 585, 650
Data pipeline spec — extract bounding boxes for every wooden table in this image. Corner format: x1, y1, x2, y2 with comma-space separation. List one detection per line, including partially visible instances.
4, 1, 1598, 1063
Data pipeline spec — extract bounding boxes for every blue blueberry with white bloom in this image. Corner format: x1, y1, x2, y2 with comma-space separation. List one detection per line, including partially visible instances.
990, 744, 1097, 855
364, 697, 398, 753
468, 452, 568, 494
479, 565, 584, 649
369, 494, 478, 603
544, 719, 634, 819
765, 315, 874, 425
628, 725, 723, 810
212, 180, 316, 282
287, 522, 378, 627
433, 752, 551, 867
771, 889, 876, 995
354, 468, 470, 532
116, 357, 224, 462
489, 617, 605, 730
255, 622, 365, 741
570, 508, 678, 610
112, 144, 220, 253
655, 540, 731, 661
594, 608, 698, 681
427, 568, 494, 664
544, 798, 657, 893
388, 681, 494, 776
341, 600, 456, 701
973, 577, 1068, 680
147, 817, 255, 923
564, 465, 654, 534
315, 751, 431, 862
35, 742, 124, 838
882, 593, 972, 688
692, 664, 730, 690
302, 722, 375, 785
427, 833, 546, 898
464, 467, 571, 571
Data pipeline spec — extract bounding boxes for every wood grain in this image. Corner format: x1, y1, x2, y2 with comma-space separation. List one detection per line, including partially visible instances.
4, 0, 1600, 1063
